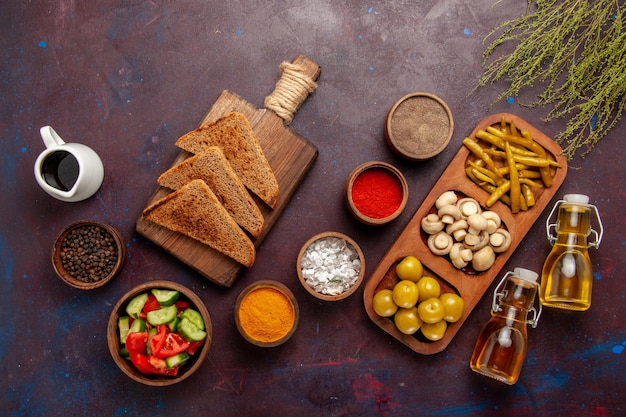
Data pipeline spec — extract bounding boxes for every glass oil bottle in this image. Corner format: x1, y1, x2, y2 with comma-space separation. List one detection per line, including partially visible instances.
540, 194, 603, 311
470, 268, 541, 385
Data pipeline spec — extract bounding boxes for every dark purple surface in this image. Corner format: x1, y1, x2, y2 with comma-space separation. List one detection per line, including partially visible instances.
1, 1, 624, 416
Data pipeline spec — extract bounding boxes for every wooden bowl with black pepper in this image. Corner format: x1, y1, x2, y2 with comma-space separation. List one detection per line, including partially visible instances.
296, 231, 366, 301
52, 220, 125, 290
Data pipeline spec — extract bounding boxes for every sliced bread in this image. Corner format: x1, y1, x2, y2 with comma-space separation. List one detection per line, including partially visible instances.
157, 146, 265, 237
142, 179, 256, 267
175, 112, 280, 208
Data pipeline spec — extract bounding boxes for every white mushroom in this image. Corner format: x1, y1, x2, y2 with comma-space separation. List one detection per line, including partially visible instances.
489, 229, 512, 253
438, 205, 462, 225
456, 197, 482, 218
463, 230, 490, 251
472, 246, 496, 271
435, 191, 458, 210
481, 211, 502, 234
428, 232, 454, 256
450, 242, 473, 269
446, 219, 468, 241
467, 213, 488, 235
421, 213, 445, 234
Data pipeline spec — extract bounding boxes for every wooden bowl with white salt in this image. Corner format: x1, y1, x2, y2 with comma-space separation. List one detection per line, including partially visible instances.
296, 231, 366, 301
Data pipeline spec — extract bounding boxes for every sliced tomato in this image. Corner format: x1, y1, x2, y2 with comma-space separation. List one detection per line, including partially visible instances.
130, 353, 157, 374
125, 332, 148, 355
130, 353, 178, 376
175, 300, 190, 310
155, 333, 190, 358
148, 355, 178, 376
143, 294, 161, 314
186, 340, 204, 355
149, 325, 168, 356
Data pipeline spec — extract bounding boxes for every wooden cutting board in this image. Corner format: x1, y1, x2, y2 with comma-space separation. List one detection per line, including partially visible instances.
363, 113, 568, 354
136, 55, 321, 287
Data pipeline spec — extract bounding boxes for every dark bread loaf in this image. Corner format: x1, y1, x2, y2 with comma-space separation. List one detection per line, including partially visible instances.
142, 179, 256, 267
175, 112, 280, 208
158, 146, 264, 237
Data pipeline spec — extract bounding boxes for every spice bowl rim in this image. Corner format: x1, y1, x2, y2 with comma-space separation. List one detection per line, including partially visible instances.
52, 220, 125, 290
345, 161, 408, 226
107, 280, 212, 386
234, 279, 300, 347
296, 231, 366, 302
385, 91, 454, 161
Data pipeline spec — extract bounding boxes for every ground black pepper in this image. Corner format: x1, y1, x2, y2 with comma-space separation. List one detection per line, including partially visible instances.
60, 224, 119, 282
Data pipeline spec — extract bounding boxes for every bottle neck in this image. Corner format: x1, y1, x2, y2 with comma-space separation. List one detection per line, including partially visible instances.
493, 277, 537, 325
554, 232, 588, 247
492, 305, 528, 325
556, 204, 591, 236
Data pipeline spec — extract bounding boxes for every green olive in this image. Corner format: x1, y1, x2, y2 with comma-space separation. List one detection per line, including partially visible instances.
372, 289, 398, 317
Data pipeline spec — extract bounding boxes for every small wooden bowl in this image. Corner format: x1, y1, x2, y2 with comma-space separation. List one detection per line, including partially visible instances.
234, 280, 299, 347
107, 280, 212, 386
296, 231, 366, 301
346, 161, 408, 226
52, 220, 125, 289
385, 92, 454, 160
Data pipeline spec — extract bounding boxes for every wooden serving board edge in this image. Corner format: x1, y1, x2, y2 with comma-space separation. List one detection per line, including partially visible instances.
364, 113, 568, 354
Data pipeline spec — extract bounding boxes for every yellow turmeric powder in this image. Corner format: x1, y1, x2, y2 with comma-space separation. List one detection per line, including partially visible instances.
238, 287, 295, 343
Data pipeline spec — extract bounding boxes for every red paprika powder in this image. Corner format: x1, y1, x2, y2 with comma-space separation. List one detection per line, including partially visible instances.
351, 168, 404, 219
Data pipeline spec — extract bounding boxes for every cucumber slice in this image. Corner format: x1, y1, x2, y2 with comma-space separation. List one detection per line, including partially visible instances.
118, 316, 130, 344
125, 293, 149, 318
178, 317, 207, 342
167, 316, 179, 332
181, 308, 205, 331
150, 289, 179, 306
165, 352, 190, 369
119, 347, 130, 359
146, 304, 178, 326
129, 318, 146, 333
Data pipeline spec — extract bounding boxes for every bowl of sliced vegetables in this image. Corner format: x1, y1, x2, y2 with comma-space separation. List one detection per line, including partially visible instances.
107, 280, 212, 386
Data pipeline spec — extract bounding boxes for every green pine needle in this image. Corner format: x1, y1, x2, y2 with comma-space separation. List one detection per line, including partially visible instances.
474, 0, 626, 160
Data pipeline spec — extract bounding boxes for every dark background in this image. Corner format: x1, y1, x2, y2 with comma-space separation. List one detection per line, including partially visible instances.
1, 1, 624, 416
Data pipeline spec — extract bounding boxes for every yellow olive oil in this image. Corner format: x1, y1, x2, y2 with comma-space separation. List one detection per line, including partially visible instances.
470, 319, 527, 385
540, 196, 594, 311
470, 269, 540, 385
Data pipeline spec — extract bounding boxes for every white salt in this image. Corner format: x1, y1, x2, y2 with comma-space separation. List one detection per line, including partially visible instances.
300, 236, 361, 296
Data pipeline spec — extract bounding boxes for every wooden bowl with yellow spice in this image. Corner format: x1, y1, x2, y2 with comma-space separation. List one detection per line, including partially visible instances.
234, 280, 299, 347
385, 92, 454, 160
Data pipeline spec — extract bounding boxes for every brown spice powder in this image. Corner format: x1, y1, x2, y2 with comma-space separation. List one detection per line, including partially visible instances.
389, 96, 450, 157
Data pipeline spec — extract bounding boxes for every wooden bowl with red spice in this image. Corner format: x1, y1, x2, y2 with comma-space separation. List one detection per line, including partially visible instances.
345, 161, 408, 226
234, 280, 299, 347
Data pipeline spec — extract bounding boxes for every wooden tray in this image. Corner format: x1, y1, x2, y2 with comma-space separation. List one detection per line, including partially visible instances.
136, 55, 321, 287
363, 113, 568, 354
